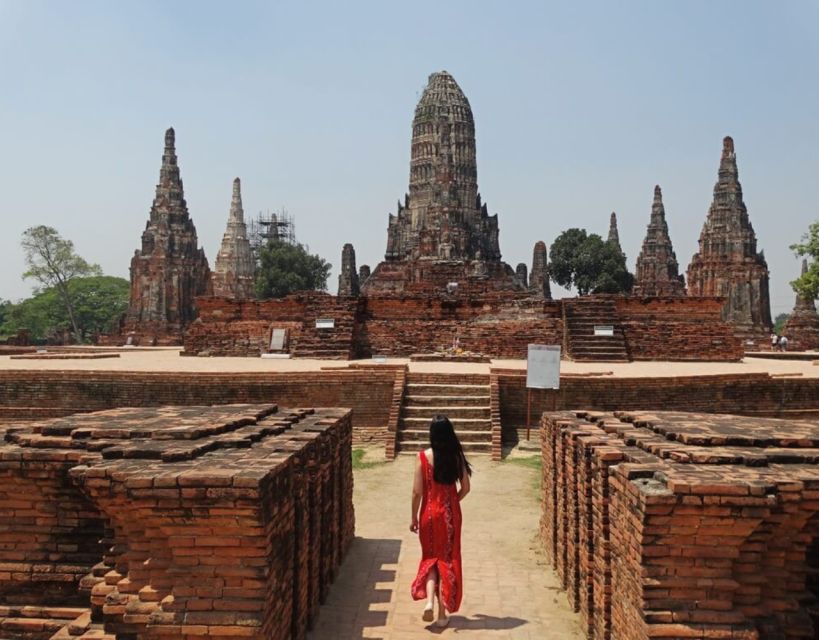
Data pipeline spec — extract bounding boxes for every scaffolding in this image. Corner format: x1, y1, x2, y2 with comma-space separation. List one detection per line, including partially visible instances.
248, 208, 296, 255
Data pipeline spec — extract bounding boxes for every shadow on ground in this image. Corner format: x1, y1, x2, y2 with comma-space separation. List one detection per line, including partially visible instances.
308, 537, 401, 640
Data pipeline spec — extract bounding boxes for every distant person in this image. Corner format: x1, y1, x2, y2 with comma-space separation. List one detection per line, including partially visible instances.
780, 335, 789, 352
771, 333, 779, 350
410, 415, 472, 628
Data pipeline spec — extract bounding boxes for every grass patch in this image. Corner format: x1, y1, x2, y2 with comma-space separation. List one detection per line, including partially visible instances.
352, 448, 385, 470
504, 455, 542, 471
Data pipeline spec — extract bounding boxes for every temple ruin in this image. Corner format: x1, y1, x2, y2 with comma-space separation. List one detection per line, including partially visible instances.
529, 241, 551, 299
542, 409, 819, 639
337, 243, 360, 297
0, 404, 353, 640
124, 128, 211, 344
361, 71, 523, 294
687, 136, 772, 348
212, 178, 256, 300
633, 186, 686, 297
782, 259, 819, 350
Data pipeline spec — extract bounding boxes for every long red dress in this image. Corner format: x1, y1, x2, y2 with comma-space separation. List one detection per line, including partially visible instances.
410, 450, 463, 613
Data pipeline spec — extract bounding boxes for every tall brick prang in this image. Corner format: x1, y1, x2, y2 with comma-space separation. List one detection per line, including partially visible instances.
362, 71, 522, 294
337, 243, 360, 297
607, 212, 623, 255
125, 127, 211, 343
212, 177, 256, 300
529, 241, 551, 299
782, 259, 819, 350
633, 185, 686, 296
515, 263, 528, 288
687, 136, 772, 347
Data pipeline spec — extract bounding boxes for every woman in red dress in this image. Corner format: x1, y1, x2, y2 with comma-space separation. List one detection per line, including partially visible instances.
410, 415, 472, 627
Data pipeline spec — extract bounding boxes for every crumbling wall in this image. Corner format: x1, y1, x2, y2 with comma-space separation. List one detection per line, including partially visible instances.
541, 410, 819, 639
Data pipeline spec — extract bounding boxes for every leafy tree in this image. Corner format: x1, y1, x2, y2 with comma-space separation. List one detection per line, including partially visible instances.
550, 228, 633, 295
790, 220, 819, 302
774, 313, 790, 334
21, 226, 102, 343
1, 276, 128, 343
255, 240, 331, 299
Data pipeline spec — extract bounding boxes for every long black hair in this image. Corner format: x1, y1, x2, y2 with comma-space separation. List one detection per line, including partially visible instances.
429, 415, 472, 485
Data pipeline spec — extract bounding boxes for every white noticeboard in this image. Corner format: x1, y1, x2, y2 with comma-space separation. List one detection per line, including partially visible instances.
315, 318, 335, 330
527, 344, 561, 390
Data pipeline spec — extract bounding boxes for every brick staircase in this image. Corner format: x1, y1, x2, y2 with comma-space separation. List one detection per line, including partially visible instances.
395, 373, 492, 455
564, 298, 630, 362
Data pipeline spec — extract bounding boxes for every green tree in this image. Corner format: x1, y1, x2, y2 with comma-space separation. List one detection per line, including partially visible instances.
21, 226, 102, 343
790, 220, 819, 302
774, 313, 790, 334
1, 276, 129, 343
550, 228, 633, 295
255, 240, 331, 299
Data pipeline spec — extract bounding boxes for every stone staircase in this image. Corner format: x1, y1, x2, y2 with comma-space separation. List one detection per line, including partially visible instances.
564, 298, 630, 362
396, 373, 492, 455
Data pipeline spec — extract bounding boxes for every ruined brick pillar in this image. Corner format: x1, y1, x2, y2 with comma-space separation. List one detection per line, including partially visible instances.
687, 136, 772, 346
212, 177, 256, 300
633, 186, 686, 296
125, 128, 211, 343
337, 243, 360, 297
516, 263, 528, 288
529, 241, 551, 299
607, 212, 623, 255
358, 264, 371, 288
782, 259, 819, 350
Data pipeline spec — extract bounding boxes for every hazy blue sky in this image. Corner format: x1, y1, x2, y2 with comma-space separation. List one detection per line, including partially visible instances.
1, 0, 817, 315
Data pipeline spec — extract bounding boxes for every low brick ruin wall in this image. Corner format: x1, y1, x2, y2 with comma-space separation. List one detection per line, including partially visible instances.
541, 410, 819, 639
0, 370, 395, 445
497, 371, 819, 436
0, 404, 354, 640
614, 297, 744, 361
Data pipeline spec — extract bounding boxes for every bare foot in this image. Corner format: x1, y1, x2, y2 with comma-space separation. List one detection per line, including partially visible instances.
422, 603, 434, 622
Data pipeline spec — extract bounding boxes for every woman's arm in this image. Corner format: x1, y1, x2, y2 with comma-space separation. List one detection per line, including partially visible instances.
457, 464, 471, 501
410, 455, 423, 532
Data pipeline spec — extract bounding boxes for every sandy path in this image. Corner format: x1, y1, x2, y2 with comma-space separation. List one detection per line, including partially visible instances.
307, 452, 582, 639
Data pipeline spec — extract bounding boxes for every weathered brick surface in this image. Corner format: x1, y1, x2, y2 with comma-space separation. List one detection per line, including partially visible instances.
542, 410, 819, 639
0, 404, 354, 640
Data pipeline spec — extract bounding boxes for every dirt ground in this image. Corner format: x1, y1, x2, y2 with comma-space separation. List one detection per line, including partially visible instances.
307, 449, 582, 639
0, 346, 816, 378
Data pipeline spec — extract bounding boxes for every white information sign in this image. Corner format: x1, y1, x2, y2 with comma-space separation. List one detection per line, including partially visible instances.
315, 318, 335, 329
527, 344, 561, 390
594, 325, 614, 337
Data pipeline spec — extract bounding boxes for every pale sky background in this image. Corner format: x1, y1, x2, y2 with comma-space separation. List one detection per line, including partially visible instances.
0, 1, 817, 316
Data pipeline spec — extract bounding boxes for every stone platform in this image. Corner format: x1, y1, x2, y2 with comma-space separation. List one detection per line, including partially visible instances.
0, 404, 354, 640
541, 410, 819, 639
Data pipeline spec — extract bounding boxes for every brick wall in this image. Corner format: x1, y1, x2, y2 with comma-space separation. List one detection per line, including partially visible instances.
497, 371, 819, 435
0, 370, 396, 446
542, 410, 819, 639
0, 405, 354, 640
614, 297, 744, 361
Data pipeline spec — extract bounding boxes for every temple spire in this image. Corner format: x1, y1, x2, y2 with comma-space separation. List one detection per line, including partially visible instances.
634, 185, 685, 297
608, 212, 622, 254
230, 177, 244, 222
212, 178, 255, 300
529, 241, 551, 299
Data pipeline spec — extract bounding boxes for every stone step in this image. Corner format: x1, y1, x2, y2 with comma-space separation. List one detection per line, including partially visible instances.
399, 416, 491, 428
398, 429, 491, 443
405, 383, 490, 397
570, 344, 628, 352
404, 394, 490, 407
397, 441, 491, 454
402, 406, 490, 420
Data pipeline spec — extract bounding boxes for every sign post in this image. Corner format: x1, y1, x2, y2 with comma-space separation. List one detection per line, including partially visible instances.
526, 344, 561, 440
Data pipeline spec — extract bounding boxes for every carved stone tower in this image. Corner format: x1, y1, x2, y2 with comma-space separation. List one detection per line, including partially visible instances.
633, 186, 686, 297
515, 263, 528, 288
212, 178, 255, 300
337, 243, 360, 297
126, 128, 211, 341
362, 71, 521, 294
687, 136, 772, 345
607, 212, 623, 255
782, 259, 819, 350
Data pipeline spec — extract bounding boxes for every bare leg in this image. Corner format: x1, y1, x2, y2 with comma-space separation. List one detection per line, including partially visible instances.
426, 566, 439, 608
